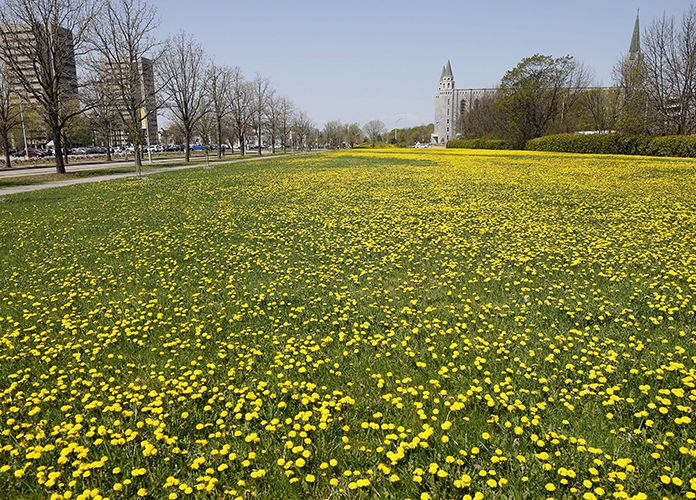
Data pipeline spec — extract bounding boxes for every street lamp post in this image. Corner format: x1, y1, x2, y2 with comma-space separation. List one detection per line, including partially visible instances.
19, 99, 29, 160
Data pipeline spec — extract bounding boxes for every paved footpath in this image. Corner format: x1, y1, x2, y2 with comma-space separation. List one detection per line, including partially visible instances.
0, 155, 191, 179
0, 153, 303, 197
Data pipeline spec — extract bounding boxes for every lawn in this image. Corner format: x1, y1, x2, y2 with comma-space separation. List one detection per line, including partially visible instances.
0, 148, 694, 499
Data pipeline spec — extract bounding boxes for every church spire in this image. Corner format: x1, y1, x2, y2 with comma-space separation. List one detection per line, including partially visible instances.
629, 10, 641, 56
444, 60, 453, 79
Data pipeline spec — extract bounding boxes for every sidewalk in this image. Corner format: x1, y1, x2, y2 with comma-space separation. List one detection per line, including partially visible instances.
0, 153, 304, 197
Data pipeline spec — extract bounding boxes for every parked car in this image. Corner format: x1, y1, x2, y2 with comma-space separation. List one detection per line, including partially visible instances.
12, 148, 42, 158
190, 144, 205, 151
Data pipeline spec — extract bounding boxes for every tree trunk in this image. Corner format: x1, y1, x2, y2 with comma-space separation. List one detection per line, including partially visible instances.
106, 133, 112, 162
257, 122, 262, 156
271, 131, 276, 154
134, 146, 142, 167
217, 122, 223, 159
239, 132, 245, 156
135, 147, 142, 176
133, 124, 143, 169
185, 131, 191, 163
52, 127, 66, 174
1, 131, 10, 168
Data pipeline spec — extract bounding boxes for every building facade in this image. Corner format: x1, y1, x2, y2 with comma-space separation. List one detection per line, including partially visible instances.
0, 24, 78, 102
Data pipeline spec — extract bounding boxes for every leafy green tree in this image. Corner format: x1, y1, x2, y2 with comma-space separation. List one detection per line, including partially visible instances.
497, 54, 590, 147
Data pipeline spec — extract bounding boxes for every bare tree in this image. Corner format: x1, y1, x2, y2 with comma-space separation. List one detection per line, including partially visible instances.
323, 120, 344, 148
344, 122, 363, 147
0, 0, 96, 173
578, 87, 622, 132
292, 111, 313, 150
251, 75, 271, 156
265, 93, 283, 154
642, 6, 696, 134
206, 62, 233, 159
307, 125, 320, 151
228, 68, 253, 156
0, 63, 22, 167
83, 76, 120, 161
363, 119, 385, 147
613, 55, 652, 134
158, 32, 207, 163
88, 0, 161, 175
277, 97, 294, 153
457, 93, 507, 138
196, 109, 215, 168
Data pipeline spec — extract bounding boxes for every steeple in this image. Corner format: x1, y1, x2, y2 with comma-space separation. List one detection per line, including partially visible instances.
440, 65, 446, 80
444, 60, 453, 79
629, 10, 641, 57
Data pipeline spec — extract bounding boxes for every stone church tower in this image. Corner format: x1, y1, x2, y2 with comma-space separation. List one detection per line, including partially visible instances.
433, 61, 455, 145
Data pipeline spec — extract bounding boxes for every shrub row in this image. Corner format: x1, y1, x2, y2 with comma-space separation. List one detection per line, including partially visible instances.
525, 133, 696, 157
446, 138, 512, 150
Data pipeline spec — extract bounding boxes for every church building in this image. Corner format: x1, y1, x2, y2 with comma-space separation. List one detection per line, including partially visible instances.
432, 61, 496, 144
432, 14, 642, 145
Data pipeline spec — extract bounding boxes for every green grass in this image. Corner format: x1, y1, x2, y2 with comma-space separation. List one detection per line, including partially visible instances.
0, 149, 693, 499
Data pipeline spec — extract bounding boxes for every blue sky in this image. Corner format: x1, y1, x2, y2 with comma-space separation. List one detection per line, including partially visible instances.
151, 0, 693, 129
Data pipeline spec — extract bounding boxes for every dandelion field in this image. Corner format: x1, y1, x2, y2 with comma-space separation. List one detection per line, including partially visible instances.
0, 149, 694, 499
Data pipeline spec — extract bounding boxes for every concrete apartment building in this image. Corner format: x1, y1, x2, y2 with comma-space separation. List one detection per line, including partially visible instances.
0, 23, 79, 148
0, 23, 78, 102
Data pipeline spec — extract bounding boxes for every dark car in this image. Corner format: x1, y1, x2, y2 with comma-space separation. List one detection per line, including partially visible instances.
12, 148, 42, 158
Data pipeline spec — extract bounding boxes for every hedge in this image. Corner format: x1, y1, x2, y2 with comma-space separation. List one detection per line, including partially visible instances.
446, 138, 512, 150
526, 133, 696, 157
